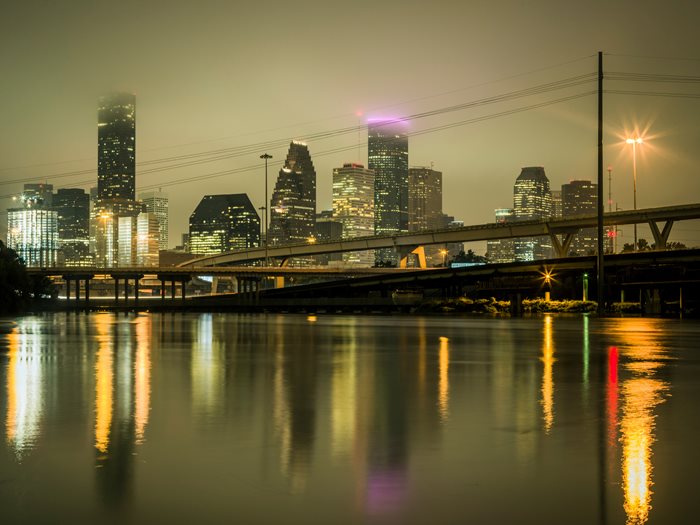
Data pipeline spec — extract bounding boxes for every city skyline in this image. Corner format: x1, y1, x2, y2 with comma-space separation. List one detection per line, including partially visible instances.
1, 1, 699, 251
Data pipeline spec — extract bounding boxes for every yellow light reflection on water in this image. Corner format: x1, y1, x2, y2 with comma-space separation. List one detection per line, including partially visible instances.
94, 314, 113, 454
438, 337, 449, 422
134, 316, 151, 445
5, 322, 43, 457
540, 316, 555, 434
613, 319, 669, 525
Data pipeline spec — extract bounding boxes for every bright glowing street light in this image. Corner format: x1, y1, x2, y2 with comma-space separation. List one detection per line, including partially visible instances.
626, 137, 643, 250
439, 248, 448, 267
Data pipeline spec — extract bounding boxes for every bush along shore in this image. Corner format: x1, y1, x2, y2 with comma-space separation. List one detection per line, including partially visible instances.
415, 296, 644, 315
0, 240, 55, 315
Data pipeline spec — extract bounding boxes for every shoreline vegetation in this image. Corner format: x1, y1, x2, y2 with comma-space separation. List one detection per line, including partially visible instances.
0, 240, 54, 315
415, 297, 644, 315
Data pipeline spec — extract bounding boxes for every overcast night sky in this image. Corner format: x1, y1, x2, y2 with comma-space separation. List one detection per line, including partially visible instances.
2, 0, 699, 249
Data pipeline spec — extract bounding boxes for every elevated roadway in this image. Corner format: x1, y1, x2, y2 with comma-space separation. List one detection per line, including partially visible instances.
179, 203, 700, 267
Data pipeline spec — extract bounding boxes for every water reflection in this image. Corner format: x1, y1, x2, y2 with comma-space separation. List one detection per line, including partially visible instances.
540, 315, 555, 434
191, 314, 224, 422
5, 319, 44, 458
438, 336, 449, 422
614, 319, 670, 525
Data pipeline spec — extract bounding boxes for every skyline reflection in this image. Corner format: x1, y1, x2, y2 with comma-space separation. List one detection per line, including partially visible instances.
0, 313, 694, 524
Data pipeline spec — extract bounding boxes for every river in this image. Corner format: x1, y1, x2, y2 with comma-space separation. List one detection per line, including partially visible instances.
1, 312, 698, 524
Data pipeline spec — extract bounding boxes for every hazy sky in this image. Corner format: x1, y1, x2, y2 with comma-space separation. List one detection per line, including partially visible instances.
2, 0, 699, 249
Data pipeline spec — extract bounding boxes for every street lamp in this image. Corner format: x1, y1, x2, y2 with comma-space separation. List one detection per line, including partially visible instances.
625, 137, 643, 250
439, 249, 448, 268
260, 153, 272, 266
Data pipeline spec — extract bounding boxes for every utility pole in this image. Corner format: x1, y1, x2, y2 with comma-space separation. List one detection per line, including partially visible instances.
260, 153, 273, 267
596, 51, 605, 315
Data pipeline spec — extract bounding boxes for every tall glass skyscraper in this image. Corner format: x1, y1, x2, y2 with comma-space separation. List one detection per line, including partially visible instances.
268, 141, 316, 247
98, 93, 136, 201
513, 167, 552, 261
368, 119, 408, 265
6, 188, 58, 267
53, 188, 90, 266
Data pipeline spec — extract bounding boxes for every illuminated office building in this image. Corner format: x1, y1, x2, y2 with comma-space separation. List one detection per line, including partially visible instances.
98, 93, 136, 201
551, 190, 562, 219
6, 193, 58, 267
268, 141, 317, 247
139, 190, 169, 250
409, 166, 444, 266
189, 194, 260, 255
562, 180, 598, 255
513, 167, 552, 261
53, 188, 91, 266
332, 162, 375, 266
368, 119, 408, 265
314, 210, 343, 265
486, 208, 515, 263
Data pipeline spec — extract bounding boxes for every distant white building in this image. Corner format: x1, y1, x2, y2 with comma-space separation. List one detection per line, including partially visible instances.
332, 163, 375, 267
139, 190, 169, 250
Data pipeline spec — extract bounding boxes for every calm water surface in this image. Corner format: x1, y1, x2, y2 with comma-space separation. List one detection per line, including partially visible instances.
1, 312, 699, 524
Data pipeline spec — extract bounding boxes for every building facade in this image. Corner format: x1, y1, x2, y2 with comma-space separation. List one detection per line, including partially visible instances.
561, 180, 598, 255
513, 167, 553, 261
139, 190, 169, 250
53, 188, 91, 266
486, 208, 515, 263
408, 166, 445, 266
314, 210, 343, 265
332, 162, 375, 267
6, 192, 58, 267
368, 119, 408, 265
189, 194, 260, 255
268, 141, 316, 247
98, 93, 136, 201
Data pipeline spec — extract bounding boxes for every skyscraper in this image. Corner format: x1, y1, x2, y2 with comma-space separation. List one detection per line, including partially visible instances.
189, 194, 260, 255
486, 208, 515, 263
53, 188, 91, 266
139, 190, 169, 250
561, 180, 598, 255
368, 119, 408, 265
6, 188, 58, 267
513, 167, 552, 261
314, 210, 343, 266
268, 141, 317, 247
408, 166, 445, 266
332, 162, 375, 267
551, 190, 562, 219
98, 93, 136, 201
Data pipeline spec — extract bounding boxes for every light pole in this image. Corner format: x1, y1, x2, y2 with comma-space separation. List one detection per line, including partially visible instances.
625, 137, 643, 250
439, 249, 448, 268
260, 153, 272, 266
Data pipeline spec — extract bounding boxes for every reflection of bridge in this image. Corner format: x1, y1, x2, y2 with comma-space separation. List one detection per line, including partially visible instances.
180, 203, 700, 268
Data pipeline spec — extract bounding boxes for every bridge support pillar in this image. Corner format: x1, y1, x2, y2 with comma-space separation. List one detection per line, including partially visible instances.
134, 277, 139, 305
231, 276, 238, 293
85, 279, 90, 305
160, 280, 166, 300
399, 246, 427, 269
114, 278, 119, 304
211, 276, 219, 294
642, 288, 662, 315
275, 276, 285, 289
649, 220, 674, 249
182, 278, 187, 301
509, 293, 523, 316
549, 228, 576, 258
171, 280, 176, 300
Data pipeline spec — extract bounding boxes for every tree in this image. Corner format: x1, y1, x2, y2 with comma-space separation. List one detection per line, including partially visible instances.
0, 240, 31, 314
451, 249, 487, 264
621, 238, 651, 253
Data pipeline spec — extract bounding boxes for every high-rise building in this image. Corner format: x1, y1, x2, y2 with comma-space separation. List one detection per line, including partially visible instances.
53, 188, 91, 266
268, 141, 316, 247
561, 180, 598, 255
6, 191, 58, 267
408, 166, 445, 266
21, 183, 54, 208
139, 190, 169, 250
368, 119, 408, 265
314, 210, 343, 265
408, 166, 442, 231
513, 167, 553, 261
98, 93, 136, 201
189, 194, 260, 255
332, 162, 375, 267
486, 208, 515, 263
551, 190, 562, 219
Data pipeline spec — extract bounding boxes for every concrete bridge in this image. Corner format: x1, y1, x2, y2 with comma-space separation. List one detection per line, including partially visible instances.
179, 202, 700, 268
